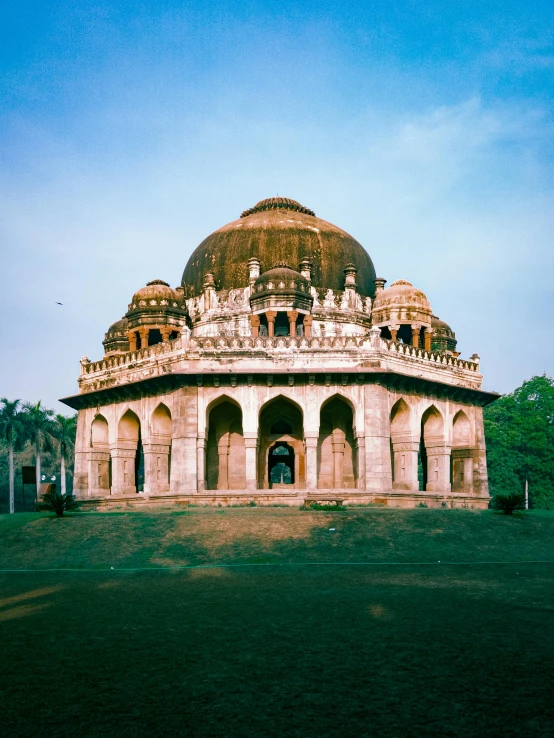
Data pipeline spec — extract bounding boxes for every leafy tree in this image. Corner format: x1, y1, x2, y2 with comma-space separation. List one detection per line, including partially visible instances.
53, 414, 77, 496
485, 375, 554, 509
491, 492, 526, 515
22, 401, 55, 501
0, 399, 26, 514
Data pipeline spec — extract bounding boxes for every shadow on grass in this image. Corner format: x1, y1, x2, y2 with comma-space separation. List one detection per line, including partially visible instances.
0, 560, 553, 738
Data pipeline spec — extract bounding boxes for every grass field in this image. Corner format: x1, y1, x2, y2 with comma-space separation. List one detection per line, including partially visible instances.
1, 508, 553, 737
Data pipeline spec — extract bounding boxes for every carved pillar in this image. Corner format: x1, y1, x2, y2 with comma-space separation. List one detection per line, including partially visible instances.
305, 433, 318, 489
88, 450, 110, 497
424, 328, 432, 352
266, 311, 277, 338
304, 315, 313, 338
138, 327, 149, 349
391, 440, 419, 492
355, 435, 365, 490
110, 444, 137, 495
452, 449, 474, 493
196, 434, 206, 492
411, 325, 420, 348
170, 386, 198, 494
244, 435, 258, 490
332, 439, 345, 488
425, 446, 452, 493
217, 437, 230, 489
160, 327, 171, 343
143, 443, 170, 494
250, 314, 260, 338
288, 310, 298, 337
127, 331, 137, 352
390, 326, 398, 342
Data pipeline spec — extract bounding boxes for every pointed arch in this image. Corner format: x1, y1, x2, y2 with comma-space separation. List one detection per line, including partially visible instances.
118, 408, 140, 442
318, 395, 356, 489
91, 413, 109, 447
258, 395, 305, 489
452, 410, 471, 447
151, 402, 172, 438
206, 397, 245, 490
421, 404, 444, 440
390, 398, 411, 434
205, 394, 243, 429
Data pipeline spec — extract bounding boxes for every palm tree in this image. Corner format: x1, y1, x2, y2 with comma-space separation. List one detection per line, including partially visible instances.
22, 401, 55, 501
54, 414, 77, 496
0, 399, 25, 514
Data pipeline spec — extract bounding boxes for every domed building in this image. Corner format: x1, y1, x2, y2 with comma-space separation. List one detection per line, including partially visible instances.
62, 196, 496, 507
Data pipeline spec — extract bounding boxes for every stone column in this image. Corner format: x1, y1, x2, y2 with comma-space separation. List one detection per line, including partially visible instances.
170, 386, 199, 494
126, 331, 137, 352
110, 444, 137, 495
304, 315, 313, 338
266, 311, 277, 338
73, 410, 90, 498
250, 314, 260, 338
244, 434, 258, 490
452, 449, 474, 493
472, 408, 489, 498
196, 434, 206, 492
305, 432, 318, 489
138, 327, 149, 349
355, 435, 366, 490
288, 310, 298, 337
424, 328, 432, 352
364, 384, 393, 492
88, 450, 110, 497
411, 325, 420, 348
160, 327, 171, 342
217, 437, 230, 489
332, 432, 345, 488
391, 441, 419, 491
143, 443, 170, 495
390, 326, 398, 342
425, 446, 452, 493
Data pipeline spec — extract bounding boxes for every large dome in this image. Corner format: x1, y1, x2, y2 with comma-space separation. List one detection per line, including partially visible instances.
182, 197, 377, 297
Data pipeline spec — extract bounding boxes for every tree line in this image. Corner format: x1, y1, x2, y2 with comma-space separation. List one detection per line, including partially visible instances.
0, 399, 76, 514
1, 374, 553, 512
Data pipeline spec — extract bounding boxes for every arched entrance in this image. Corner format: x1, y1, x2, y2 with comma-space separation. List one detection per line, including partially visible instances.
268, 441, 295, 487
317, 396, 357, 488
258, 397, 305, 489
206, 399, 246, 490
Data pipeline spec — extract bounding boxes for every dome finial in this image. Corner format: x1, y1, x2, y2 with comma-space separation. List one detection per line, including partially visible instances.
241, 197, 315, 218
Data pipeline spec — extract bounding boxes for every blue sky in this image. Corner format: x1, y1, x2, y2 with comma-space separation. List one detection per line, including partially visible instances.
1, 1, 553, 411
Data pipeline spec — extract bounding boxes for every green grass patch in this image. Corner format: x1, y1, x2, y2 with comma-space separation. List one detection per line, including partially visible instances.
1, 509, 553, 736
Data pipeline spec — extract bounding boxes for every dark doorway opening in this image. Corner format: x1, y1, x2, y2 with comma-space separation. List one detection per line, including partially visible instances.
268, 442, 294, 486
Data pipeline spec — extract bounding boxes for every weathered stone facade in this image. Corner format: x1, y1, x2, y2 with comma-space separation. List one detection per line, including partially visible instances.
62, 197, 496, 508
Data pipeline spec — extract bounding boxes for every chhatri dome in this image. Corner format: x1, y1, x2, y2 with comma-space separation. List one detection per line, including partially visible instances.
63, 194, 496, 510
182, 197, 377, 297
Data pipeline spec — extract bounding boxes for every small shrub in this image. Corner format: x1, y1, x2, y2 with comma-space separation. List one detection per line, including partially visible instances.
308, 502, 346, 511
37, 491, 79, 518
248, 500, 257, 507
416, 502, 428, 508
441, 501, 448, 508
491, 492, 526, 515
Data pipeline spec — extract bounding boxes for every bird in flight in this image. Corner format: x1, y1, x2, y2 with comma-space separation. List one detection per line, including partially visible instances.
55, 302, 63, 305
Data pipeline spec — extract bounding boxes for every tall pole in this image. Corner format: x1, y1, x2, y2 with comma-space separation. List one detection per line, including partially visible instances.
525, 476, 529, 510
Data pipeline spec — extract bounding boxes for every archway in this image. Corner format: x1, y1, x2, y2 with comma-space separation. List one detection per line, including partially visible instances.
268, 441, 295, 486
258, 397, 304, 489
206, 399, 245, 490
318, 396, 356, 488
390, 399, 418, 491
452, 410, 473, 492
146, 403, 172, 492
421, 405, 449, 493
114, 409, 142, 494
90, 414, 110, 494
